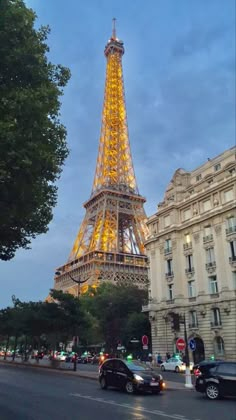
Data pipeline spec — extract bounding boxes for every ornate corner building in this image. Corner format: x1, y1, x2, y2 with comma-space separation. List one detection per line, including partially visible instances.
54, 22, 149, 296
143, 146, 236, 362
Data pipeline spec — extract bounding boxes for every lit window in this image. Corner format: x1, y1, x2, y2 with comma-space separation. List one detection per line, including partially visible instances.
185, 234, 191, 244
188, 280, 196, 298
211, 308, 221, 326
214, 163, 221, 171
209, 276, 218, 294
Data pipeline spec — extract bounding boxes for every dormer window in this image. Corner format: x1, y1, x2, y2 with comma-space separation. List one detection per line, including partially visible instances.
196, 174, 202, 181
214, 163, 221, 171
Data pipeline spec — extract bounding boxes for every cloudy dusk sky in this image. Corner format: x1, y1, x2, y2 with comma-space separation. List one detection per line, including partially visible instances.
0, 0, 235, 308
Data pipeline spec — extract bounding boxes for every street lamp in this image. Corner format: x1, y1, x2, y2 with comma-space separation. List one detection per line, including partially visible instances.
183, 313, 193, 389
55, 270, 88, 298
55, 270, 88, 371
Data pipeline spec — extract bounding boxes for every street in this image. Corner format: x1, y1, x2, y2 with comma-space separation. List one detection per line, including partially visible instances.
0, 364, 235, 420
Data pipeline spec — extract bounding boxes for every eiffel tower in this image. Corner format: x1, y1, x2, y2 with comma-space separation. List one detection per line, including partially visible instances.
54, 20, 149, 296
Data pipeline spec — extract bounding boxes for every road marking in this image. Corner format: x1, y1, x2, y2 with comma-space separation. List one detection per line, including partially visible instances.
69, 393, 194, 419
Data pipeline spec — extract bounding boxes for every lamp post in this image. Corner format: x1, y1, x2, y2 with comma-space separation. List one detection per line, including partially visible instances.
183, 313, 193, 389
55, 270, 88, 371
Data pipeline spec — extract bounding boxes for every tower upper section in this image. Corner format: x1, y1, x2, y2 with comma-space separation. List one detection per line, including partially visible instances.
92, 21, 138, 196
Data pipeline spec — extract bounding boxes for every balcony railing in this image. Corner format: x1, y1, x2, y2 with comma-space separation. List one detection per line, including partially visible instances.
206, 261, 216, 269
183, 242, 192, 250
226, 226, 236, 235
211, 321, 222, 328
203, 234, 213, 243
229, 256, 236, 263
165, 271, 174, 278
189, 323, 198, 329
164, 248, 172, 255
185, 267, 195, 274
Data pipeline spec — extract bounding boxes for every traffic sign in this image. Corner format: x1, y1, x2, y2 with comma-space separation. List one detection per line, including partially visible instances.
176, 338, 186, 351
188, 338, 196, 351
143, 345, 148, 350
142, 335, 149, 346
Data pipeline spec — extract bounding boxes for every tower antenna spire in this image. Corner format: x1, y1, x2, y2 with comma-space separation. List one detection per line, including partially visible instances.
112, 17, 116, 39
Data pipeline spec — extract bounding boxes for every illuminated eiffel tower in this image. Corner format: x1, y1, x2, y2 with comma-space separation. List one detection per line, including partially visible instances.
54, 20, 149, 296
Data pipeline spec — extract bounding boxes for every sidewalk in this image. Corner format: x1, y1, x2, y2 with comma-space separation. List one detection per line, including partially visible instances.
0, 359, 191, 391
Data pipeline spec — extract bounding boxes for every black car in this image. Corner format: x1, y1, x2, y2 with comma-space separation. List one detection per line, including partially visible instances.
99, 358, 165, 394
194, 360, 236, 400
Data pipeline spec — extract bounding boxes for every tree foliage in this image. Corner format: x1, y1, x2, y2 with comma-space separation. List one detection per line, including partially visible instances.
0, 0, 71, 260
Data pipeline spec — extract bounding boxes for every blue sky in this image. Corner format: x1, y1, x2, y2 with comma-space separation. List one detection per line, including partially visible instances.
0, 0, 235, 308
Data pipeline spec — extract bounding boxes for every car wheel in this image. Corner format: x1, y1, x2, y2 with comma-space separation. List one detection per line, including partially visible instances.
125, 381, 135, 394
206, 383, 220, 400
175, 366, 180, 373
100, 376, 107, 390
161, 365, 165, 372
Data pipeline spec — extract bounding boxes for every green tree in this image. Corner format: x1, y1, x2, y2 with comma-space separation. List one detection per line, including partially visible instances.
0, 0, 70, 260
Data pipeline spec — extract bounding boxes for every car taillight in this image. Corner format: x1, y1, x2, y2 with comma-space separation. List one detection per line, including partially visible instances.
194, 368, 202, 377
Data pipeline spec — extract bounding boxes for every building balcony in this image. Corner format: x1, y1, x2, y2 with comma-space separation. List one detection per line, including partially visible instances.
211, 321, 222, 329
189, 323, 198, 329
166, 299, 175, 305
183, 242, 192, 250
203, 234, 213, 243
165, 271, 174, 279
229, 256, 236, 267
164, 247, 172, 255
226, 226, 236, 235
185, 267, 195, 278
205, 261, 216, 273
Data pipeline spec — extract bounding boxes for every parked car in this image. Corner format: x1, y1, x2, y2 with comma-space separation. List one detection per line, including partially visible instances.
99, 358, 165, 394
56, 352, 69, 361
160, 357, 194, 373
194, 360, 236, 400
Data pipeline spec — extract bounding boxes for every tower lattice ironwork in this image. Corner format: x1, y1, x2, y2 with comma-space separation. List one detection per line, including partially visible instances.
54, 21, 149, 296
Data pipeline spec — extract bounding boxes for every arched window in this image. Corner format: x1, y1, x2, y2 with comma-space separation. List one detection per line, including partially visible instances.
214, 336, 224, 356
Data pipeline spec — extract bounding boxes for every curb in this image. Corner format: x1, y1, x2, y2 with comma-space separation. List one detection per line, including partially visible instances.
0, 360, 192, 390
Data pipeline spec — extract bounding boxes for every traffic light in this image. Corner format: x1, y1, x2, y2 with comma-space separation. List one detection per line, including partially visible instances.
170, 313, 180, 332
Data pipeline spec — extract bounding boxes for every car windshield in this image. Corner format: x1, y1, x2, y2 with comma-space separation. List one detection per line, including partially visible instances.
124, 360, 152, 371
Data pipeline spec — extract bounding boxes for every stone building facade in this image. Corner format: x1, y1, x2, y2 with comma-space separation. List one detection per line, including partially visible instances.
143, 146, 236, 362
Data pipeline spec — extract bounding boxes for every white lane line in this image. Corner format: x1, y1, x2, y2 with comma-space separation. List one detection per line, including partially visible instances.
69, 393, 193, 420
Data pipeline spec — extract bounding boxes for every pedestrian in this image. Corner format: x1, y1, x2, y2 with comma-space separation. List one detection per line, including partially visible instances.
157, 353, 162, 365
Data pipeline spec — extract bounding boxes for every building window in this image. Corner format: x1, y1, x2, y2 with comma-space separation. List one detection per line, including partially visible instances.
166, 259, 173, 276
167, 284, 173, 301
229, 240, 236, 260
189, 310, 198, 328
233, 272, 236, 290
214, 163, 221, 172
209, 276, 218, 294
186, 254, 193, 272
164, 215, 170, 227
224, 189, 233, 203
164, 239, 172, 253
214, 337, 224, 355
203, 199, 211, 212
206, 247, 215, 264
211, 308, 221, 326
226, 216, 236, 234
188, 280, 196, 298
196, 174, 202, 181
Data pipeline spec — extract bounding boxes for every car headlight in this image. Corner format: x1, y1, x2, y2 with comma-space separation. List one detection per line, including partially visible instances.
134, 374, 144, 382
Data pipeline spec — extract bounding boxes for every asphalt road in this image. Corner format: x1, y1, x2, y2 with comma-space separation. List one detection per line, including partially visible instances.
0, 364, 235, 420
0, 356, 186, 384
